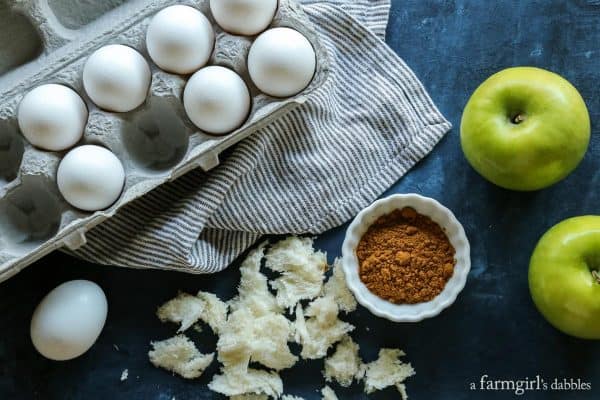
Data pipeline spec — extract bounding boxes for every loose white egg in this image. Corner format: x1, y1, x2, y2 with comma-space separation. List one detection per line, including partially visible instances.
146, 5, 215, 74
83, 44, 151, 112
183, 66, 251, 135
17, 84, 88, 151
210, 0, 278, 36
57, 145, 125, 211
248, 27, 316, 98
30, 280, 108, 361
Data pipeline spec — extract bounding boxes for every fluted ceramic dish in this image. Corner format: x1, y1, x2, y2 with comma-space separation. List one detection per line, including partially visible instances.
341, 193, 471, 322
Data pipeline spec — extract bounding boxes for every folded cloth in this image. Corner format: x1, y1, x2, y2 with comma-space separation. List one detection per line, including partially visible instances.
72, 0, 451, 273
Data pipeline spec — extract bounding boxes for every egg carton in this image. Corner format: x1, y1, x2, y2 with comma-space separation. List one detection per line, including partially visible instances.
0, 0, 329, 282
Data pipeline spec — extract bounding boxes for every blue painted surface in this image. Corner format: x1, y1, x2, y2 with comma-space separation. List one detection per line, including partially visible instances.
1, 1, 600, 398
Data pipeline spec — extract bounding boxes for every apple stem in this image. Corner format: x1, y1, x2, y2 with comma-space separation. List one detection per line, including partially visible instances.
511, 114, 527, 124
593, 270, 600, 285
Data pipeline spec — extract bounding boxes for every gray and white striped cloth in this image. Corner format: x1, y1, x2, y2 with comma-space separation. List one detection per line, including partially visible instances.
73, 0, 452, 273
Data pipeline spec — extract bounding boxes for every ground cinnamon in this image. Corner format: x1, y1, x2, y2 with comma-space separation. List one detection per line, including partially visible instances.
356, 207, 456, 304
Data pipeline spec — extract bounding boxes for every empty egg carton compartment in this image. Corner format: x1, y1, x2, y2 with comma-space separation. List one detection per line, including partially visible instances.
0, 120, 24, 186
121, 97, 191, 173
47, 0, 129, 29
0, 175, 62, 253
0, 1, 43, 74
0, 0, 329, 281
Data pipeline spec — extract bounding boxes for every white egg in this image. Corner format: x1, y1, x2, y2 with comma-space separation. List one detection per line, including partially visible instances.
210, 0, 278, 36
30, 280, 108, 361
146, 5, 214, 74
83, 45, 151, 112
17, 84, 88, 151
57, 145, 125, 211
248, 27, 316, 98
183, 66, 251, 135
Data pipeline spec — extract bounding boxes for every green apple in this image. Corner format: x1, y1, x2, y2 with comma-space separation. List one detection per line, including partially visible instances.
461, 67, 590, 191
529, 216, 600, 339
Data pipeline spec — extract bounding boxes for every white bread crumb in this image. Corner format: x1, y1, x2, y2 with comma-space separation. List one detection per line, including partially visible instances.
363, 349, 415, 394
230, 395, 268, 400
229, 245, 280, 317
196, 291, 228, 334
323, 258, 357, 313
321, 386, 338, 400
150, 236, 415, 400
156, 291, 228, 334
397, 383, 409, 400
208, 366, 283, 398
120, 369, 128, 381
157, 292, 205, 332
294, 296, 354, 359
218, 245, 297, 372
323, 335, 362, 386
218, 308, 297, 370
148, 335, 214, 379
266, 237, 327, 309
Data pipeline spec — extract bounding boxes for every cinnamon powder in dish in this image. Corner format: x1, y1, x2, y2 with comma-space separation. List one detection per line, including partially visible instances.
356, 207, 456, 304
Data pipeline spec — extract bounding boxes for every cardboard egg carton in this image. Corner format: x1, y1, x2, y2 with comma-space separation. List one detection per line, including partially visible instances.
0, 0, 329, 281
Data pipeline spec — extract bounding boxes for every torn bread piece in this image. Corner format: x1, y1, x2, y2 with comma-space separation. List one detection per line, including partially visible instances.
156, 290, 228, 334
156, 292, 205, 332
248, 313, 297, 369
323, 335, 363, 386
266, 236, 328, 309
229, 244, 280, 317
363, 348, 415, 396
321, 386, 339, 400
196, 291, 228, 334
294, 296, 354, 359
215, 308, 252, 369
323, 258, 357, 313
230, 395, 268, 400
218, 308, 297, 370
397, 383, 409, 400
217, 243, 297, 373
208, 366, 283, 398
148, 335, 214, 379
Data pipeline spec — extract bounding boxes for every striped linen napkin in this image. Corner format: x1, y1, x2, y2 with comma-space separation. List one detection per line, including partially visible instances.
72, 0, 452, 273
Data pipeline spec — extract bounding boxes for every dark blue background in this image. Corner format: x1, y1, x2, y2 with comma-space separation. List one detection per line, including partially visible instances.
1, 1, 599, 399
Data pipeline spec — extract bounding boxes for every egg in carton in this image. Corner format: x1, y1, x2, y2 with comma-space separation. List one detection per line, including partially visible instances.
0, 0, 330, 281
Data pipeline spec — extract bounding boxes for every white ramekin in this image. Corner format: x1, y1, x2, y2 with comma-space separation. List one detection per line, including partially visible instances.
341, 193, 471, 322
